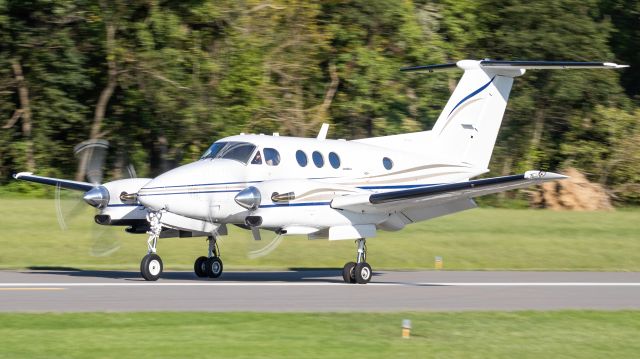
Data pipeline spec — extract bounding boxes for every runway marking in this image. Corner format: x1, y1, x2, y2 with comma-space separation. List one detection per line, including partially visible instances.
1, 282, 640, 287
0, 287, 65, 291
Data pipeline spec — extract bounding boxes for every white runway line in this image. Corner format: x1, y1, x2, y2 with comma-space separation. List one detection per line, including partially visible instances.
421, 283, 640, 286
1, 282, 640, 287
0, 282, 373, 287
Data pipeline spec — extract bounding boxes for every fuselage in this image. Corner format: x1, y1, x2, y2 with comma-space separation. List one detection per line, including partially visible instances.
133, 134, 484, 234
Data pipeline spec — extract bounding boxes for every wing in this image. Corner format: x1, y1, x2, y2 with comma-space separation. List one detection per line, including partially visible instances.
331, 170, 566, 213
14, 172, 94, 191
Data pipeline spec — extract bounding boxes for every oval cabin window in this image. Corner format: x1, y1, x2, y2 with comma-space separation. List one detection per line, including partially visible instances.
312, 151, 324, 168
328, 152, 340, 169
383, 157, 393, 170
296, 150, 308, 167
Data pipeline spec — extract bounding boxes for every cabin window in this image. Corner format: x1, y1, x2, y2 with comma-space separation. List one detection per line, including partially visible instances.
264, 148, 281, 166
251, 151, 263, 164
312, 151, 324, 168
296, 150, 308, 167
383, 157, 393, 170
328, 152, 340, 169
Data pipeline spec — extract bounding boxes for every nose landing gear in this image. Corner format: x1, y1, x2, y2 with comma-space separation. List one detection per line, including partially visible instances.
342, 238, 372, 284
194, 235, 224, 279
141, 211, 163, 281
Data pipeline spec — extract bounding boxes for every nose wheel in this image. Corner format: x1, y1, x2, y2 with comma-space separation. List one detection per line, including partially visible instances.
194, 235, 224, 279
141, 253, 163, 281
342, 238, 372, 284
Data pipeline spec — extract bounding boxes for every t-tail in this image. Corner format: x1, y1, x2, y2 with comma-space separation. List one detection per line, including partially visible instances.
358, 60, 627, 171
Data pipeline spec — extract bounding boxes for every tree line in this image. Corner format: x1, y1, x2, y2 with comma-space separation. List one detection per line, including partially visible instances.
1, 0, 638, 204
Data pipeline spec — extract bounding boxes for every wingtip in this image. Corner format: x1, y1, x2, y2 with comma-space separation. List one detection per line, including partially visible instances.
13, 171, 33, 179
603, 62, 630, 69
525, 170, 568, 180
546, 172, 569, 180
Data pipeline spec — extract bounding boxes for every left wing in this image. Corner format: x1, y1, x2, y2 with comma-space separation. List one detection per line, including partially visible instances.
331, 170, 566, 213
13, 172, 95, 191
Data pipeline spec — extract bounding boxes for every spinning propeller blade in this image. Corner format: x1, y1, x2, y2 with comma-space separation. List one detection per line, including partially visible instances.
251, 226, 262, 241
74, 139, 109, 185
247, 232, 283, 259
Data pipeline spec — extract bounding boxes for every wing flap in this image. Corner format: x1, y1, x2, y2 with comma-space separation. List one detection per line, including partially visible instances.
13, 172, 94, 191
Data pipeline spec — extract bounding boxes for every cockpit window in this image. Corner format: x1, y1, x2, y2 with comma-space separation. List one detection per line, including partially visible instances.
201, 142, 226, 159
218, 142, 257, 163
263, 148, 280, 166
251, 151, 263, 164
201, 141, 257, 164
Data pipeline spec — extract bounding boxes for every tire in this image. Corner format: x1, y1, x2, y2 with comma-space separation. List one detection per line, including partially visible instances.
354, 262, 372, 284
140, 253, 163, 281
194, 256, 208, 278
205, 257, 223, 278
342, 262, 357, 284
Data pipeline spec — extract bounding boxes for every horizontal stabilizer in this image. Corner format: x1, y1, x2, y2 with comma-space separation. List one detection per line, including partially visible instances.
479, 60, 629, 70
13, 172, 94, 191
331, 171, 567, 213
401, 60, 628, 73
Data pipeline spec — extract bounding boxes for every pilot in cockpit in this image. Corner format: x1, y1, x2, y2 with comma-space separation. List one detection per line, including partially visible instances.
251, 151, 262, 164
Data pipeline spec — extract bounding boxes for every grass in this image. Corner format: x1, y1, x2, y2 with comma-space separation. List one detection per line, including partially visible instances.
0, 198, 638, 271
0, 311, 639, 358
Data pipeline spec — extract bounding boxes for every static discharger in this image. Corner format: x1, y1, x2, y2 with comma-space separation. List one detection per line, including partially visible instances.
435, 256, 443, 270
402, 319, 412, 339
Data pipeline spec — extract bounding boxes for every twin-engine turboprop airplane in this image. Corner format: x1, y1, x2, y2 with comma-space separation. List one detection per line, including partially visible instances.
14, 59, 627, 283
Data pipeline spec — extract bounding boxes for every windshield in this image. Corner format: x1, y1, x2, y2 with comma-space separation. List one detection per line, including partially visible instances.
201, 141, 257, 164
201, 142, 227, 159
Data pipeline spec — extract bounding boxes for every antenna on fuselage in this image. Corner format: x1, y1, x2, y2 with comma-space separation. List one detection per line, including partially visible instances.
317, 123, 329, 140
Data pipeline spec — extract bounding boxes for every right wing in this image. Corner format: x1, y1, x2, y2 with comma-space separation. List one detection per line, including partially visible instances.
331, 170, 566, 213
13, 172, 94, 191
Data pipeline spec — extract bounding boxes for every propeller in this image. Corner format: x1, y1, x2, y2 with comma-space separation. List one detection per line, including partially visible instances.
54, 139, 137, 257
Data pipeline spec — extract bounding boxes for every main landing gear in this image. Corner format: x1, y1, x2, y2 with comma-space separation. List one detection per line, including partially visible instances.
342, 238, 372, 284
194, 235, 224, 279
141, 211, 163, 281
139, 211, 225, 281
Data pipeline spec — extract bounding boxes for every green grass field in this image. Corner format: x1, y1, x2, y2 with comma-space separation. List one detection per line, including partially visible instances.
0, 198, 638, 271
0, 311, 639, 359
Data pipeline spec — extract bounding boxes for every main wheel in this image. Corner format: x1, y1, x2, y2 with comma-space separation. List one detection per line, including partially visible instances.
342, 262, 356, 284
140, 253, 163, 281
354, 262, 372, 284
205, 257, 223, 278
194, 256, 208, 278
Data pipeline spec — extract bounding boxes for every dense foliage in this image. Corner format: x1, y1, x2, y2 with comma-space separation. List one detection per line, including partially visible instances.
0, 0, 638, 204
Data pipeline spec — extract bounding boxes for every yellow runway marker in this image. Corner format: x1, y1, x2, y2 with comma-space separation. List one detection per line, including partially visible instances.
0, 288, 65, 291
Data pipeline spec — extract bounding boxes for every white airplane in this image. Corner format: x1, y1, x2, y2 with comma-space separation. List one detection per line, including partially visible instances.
14, 59, 627, 283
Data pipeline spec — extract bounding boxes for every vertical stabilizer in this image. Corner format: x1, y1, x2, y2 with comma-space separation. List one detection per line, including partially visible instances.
429, 60, 522, 169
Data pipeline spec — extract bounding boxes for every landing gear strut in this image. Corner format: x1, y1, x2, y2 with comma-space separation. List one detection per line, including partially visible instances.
194, 235, 224, 279
342, 238, 372, 284
141, 211, 163, 281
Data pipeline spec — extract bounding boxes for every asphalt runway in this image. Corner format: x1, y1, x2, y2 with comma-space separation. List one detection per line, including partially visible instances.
1, 270, 639, 312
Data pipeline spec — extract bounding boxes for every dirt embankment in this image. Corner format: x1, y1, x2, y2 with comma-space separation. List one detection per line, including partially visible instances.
531, 167, 613, 211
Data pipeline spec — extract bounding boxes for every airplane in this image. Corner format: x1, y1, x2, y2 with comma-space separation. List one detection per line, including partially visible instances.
14, 59, 627, 283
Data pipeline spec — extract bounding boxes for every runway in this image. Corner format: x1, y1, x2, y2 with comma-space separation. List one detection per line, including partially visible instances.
1, 270, 639, 312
